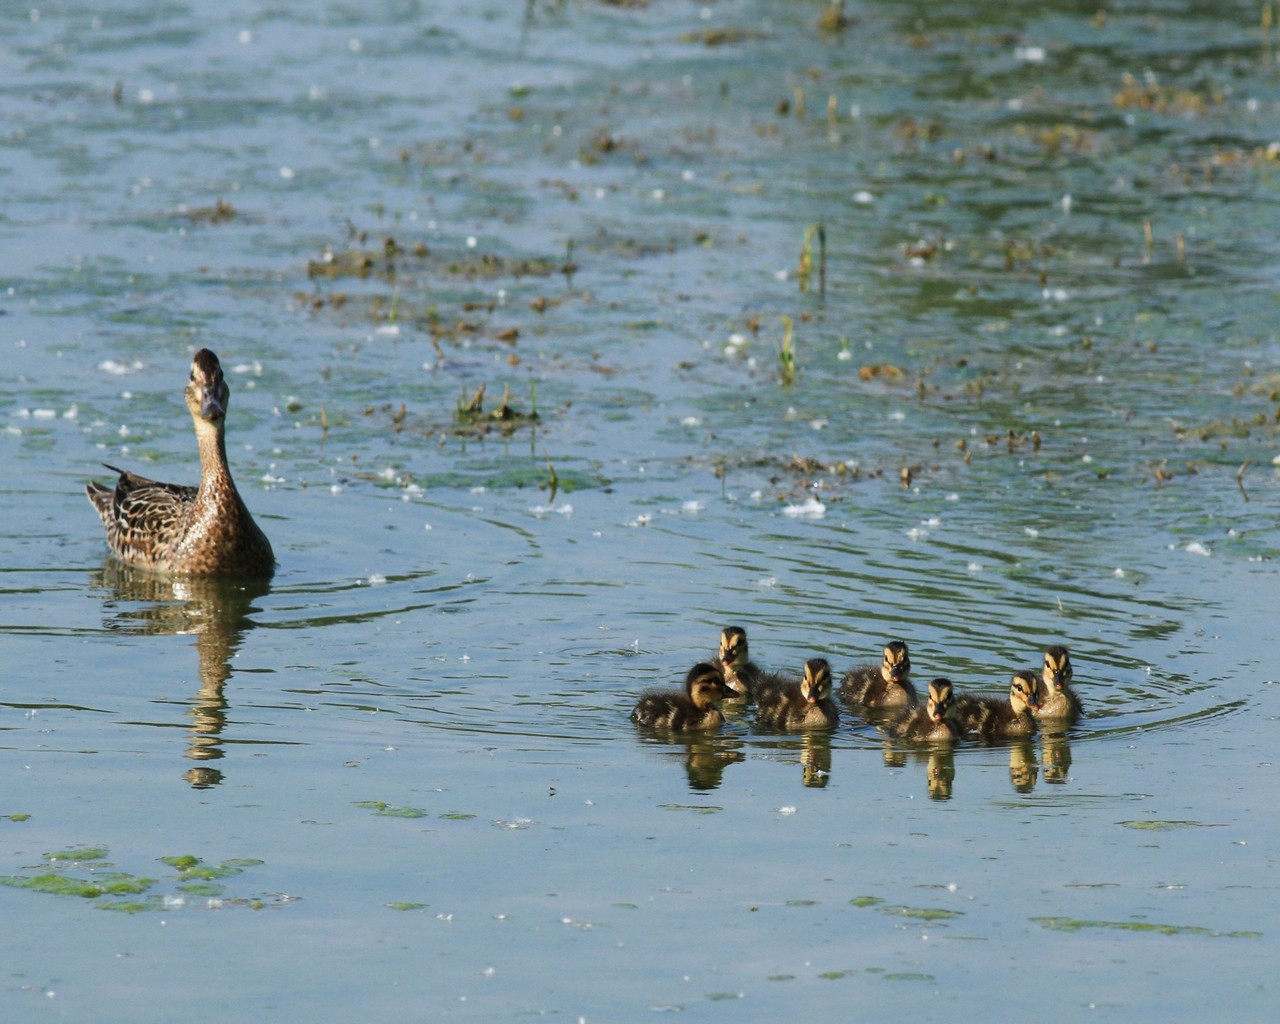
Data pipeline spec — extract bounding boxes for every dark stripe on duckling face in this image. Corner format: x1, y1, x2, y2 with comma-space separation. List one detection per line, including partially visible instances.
801, 658, 832, 703
1010, 670, 1041, 712
926, 678, 954, 721
1043, 645, 1072, 691
882, 640, 910, 682
686, 662, 728, 708
719, 626, 748, 668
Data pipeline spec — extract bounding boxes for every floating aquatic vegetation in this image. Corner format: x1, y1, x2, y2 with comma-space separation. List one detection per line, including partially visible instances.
1032, 916, 1260, 938
0, 849, 278, 912
353, 800, 430, 818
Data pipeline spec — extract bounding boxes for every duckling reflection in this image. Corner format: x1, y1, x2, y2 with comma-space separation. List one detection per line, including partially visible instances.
1041, 734, 1073, 783
91, 562, 269, 788
750, 728, 835, 788
712, 626, 762, 699
926, 749, 955, 800
1008, 739, 1039, 793
681, 732, 746, 791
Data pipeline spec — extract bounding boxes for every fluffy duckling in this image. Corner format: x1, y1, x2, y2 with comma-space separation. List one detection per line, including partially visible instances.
840, 639, 917, 708
1032, 645, 1082, 724
631, 663, 730, 731
955, 671, 1040, 740
888, 678, 962, 742
754, 658, 839, 730
86, 348, 274, 577
713, 626, 762, 698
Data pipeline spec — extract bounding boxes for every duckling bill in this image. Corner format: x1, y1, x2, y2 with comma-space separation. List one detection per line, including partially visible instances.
86, 348, 275, 577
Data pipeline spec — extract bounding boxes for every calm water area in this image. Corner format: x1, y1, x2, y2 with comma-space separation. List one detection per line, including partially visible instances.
3, 0, 1280, 1019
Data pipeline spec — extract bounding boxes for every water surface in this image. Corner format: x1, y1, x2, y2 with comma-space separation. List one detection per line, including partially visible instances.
3, 1, 1279, 1019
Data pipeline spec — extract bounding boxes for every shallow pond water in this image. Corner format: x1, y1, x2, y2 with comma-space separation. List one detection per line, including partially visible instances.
3, 0, 1280, 1019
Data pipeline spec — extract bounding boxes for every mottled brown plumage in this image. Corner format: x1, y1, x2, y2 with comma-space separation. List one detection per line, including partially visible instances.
754, 658, 839, 730
86, 349, 274, 577
631, 662, 730, 731
840, 639, 917, 708
888, 678, 962, 741
955, 671, 1040, 740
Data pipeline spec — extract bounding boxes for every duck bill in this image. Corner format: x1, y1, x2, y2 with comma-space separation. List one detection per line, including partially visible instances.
200, 391, 226, 422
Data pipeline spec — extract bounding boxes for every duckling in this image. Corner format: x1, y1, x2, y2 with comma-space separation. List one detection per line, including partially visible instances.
955, 671, 1040, 740
754, 658, 839, 730
888, 678, 962, 742
631, 662, 730, 731
86, 349, 274, 577
840, 639, 917, 708
713, 626, 762, 698
1032, 645, 1082, 724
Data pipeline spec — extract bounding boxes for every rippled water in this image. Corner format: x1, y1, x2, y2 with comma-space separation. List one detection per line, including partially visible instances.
3, 1, 1279, 1019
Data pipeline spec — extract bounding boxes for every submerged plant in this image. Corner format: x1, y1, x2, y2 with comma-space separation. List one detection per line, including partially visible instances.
797, 223, 826, 294
778, 315, 796, 385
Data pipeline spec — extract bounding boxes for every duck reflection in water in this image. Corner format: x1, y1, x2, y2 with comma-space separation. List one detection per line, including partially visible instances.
632, 730, 745, 791
91, 562, 270, 788
926, 749, 955, 800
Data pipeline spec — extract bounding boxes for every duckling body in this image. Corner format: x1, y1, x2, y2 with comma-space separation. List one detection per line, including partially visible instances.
1032, 645, 1082, 724
955, 671, 1040, 740
754, 658, 839, 730
86, 349, 274, 578
712, 626, 762, 698
888, 678, 962, 741
840, 639, 916, 708
631, 663, 729, 731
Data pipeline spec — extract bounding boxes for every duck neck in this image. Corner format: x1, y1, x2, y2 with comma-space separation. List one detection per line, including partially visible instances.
194, 418, 237, 500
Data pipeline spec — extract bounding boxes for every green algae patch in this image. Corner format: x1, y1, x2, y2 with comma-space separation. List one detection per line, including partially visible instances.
1032, 916, 1261, 938
353, 800, 429, 819
45, 847, 109, 862
4, 813, 31, 822
849, 895, 884, 908
1, 847, 278, 912
659, 804, 723, 814
440, 812, 477, 821
387, 902, 428, 911
161, 855, 265, 880
879, 905, 963, 922
1117, 820, 1215, 831
883, 972, 935, 982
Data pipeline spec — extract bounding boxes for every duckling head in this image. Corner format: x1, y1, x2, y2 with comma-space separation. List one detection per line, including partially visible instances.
718, 626, 749, 671
1010, 670, 1041, 713
925, 678, 955, 722
1042, 645, 1073, 692
881, 640, 910, 683
686, 662, 729, 709
801, 658, 832, 703
184, 348, 230, 427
